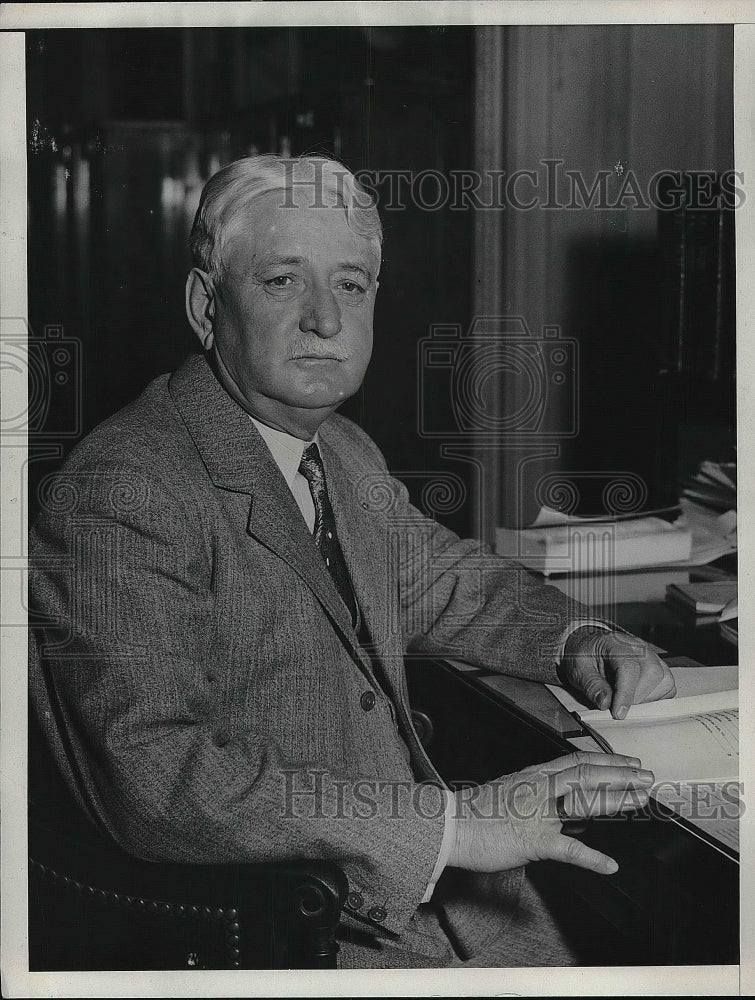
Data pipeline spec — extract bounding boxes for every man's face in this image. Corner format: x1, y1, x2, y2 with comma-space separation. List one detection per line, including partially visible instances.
208, 191, 379, 435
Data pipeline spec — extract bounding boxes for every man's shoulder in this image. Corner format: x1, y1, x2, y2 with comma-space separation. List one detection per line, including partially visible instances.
320, 412, 387, 471
58, 357, 199, 477
32, 359, 211, 536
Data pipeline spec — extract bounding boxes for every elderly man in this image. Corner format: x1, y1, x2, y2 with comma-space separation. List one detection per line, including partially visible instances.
29, 154, 674, 969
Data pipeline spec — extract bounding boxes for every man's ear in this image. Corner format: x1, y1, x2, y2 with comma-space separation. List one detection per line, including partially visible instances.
185, 268, 217, 350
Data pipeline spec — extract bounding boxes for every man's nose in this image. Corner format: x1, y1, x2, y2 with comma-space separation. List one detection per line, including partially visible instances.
299, 283, 342, 338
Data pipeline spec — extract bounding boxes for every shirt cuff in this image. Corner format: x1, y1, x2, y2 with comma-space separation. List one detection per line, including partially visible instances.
420, 788, 456, 903
555, 619, 612, 664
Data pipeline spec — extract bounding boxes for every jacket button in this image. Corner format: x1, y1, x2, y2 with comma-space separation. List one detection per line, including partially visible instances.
368, 906, 387, 922
360, 691, 376, 711
346, 891, 364, 910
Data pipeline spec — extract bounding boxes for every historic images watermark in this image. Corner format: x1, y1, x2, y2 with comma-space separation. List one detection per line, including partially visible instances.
1, 316, 180, 641
280, 768, 743, 824
280, 158, 745, 213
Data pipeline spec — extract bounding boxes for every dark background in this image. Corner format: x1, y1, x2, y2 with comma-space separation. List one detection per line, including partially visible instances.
26, 26, 475, 533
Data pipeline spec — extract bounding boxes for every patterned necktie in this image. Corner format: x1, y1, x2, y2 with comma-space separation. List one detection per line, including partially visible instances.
299, 443, 359, 629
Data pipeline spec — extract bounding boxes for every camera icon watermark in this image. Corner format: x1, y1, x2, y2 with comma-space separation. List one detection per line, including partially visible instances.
0, 317, 82, 440
418, 316, 578, 441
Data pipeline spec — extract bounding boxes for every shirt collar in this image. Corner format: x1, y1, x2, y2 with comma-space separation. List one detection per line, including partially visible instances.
250, 416, 318, 489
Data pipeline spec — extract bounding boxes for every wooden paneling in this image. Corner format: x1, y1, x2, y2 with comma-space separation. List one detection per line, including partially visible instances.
477, 25, 735, 531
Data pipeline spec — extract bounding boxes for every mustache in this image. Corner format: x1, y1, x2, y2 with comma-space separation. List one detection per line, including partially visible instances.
287, 337, 351, 361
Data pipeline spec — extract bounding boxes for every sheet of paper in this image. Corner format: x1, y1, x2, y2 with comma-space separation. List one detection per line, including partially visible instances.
585, 707, 738, 783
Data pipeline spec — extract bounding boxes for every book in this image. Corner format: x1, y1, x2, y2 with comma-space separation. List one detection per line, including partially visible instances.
657, 178, 735, 383
548, 665, 740, 856
719, 597, 738, 622
681, 482, 736, 512
666, 580, 737, 614
575, 689, 737, 784
547, 665, 739, 782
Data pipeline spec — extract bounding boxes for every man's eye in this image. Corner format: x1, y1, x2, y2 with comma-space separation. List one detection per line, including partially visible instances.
265, 275, 294, 288
340, 280, 366, 294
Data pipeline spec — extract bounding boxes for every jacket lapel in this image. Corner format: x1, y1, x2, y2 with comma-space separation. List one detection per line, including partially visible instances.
168, 355, 368, 667
320, 433, 444, 780
318, 433, 404, 687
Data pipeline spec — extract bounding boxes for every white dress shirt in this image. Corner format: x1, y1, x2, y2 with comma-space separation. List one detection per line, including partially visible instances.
251, 415, 607, 902
251, 417, 317, 531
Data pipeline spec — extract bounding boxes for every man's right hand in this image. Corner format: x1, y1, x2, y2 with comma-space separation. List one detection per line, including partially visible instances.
448, 751, 654, 875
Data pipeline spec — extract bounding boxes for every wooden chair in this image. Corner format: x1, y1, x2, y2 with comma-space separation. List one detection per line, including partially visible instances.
28, 672, 436, 971
28, 714, 348, 971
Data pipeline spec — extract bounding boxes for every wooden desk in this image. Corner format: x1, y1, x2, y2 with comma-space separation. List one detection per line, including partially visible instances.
404, 575, 739, 966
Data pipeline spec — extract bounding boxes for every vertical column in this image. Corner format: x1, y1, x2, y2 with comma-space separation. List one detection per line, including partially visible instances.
471, 26, 505, 543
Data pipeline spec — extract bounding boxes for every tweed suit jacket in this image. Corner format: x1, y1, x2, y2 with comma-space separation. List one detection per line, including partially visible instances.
29, 352, 584, 946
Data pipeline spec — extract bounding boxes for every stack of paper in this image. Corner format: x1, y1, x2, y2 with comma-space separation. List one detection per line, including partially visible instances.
718, 596, 738, 646
496, 507, 692, 576
676, 498, 737, 564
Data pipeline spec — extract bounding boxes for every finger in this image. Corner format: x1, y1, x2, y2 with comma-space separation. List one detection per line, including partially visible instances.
538, 831, 618, 874
570, 662, 613, 711
551, 761, 654, 800
609, 657, 641, 719
517, 751, 642, 777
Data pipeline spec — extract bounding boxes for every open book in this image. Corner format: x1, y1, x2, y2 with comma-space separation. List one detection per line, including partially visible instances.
548, 666, 740, 857
548, 666, 738, 784
575, 690, 737, 784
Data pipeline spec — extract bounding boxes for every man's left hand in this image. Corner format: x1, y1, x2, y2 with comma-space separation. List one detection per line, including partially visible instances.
559, 627, 676, 719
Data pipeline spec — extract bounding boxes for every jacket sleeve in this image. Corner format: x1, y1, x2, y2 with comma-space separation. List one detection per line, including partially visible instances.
29, 444, 445, 938
338, 420, 602, 683
396, 487, 589, 682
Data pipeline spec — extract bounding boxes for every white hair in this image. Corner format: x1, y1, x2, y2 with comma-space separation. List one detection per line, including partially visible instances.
189, 154, 382, 285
